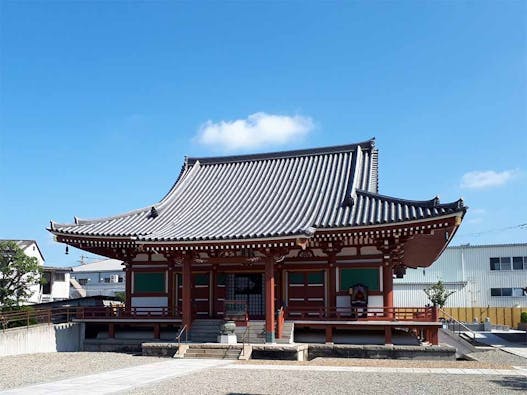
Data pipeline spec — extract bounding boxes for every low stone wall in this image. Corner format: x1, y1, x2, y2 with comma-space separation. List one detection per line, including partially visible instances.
308, 344, 456, 360
142, 342, 180, 357
0, 322, 82, 356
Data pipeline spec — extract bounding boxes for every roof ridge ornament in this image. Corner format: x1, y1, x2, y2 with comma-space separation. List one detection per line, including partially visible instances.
432, 196, 440, 207
150, 207, 159, 219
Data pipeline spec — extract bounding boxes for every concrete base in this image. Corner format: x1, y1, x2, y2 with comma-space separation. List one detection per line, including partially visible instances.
308, 344, 456, 360
140, 341, 453, 360
265, 331, 275, 343
217, 334, 237, 344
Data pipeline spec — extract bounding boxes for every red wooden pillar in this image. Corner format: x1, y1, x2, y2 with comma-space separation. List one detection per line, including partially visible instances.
265, 257, 275, 343
430, 328, 439, 345
384, 326, 392, 345
383, 261, 394, 320
211, 267, 217, 318
167, 265, 175, 317
325, 326, 333, 343
182, 254, 193, 330
125, 265, 132, 314
322, 242, 342, 315
328, 254, 337, 313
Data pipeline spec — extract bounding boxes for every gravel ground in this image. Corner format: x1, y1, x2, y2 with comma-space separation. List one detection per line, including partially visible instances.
241, 354, 513, 369
0, 350, 525, 393
123, 368, 527, 395
0, 352, 162, 390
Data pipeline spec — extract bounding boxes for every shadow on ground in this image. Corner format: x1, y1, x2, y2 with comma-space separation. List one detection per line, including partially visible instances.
490, 376, 527, 391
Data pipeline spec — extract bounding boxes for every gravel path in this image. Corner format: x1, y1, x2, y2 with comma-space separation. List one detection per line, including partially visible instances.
0, 352, 162, 390
123, 368, 527, 395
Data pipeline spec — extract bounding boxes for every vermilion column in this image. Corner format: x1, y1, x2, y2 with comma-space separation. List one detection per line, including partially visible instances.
182, 255, 192, 330
125, 265, 132, 314
383, 262, 394, 319
167, 265, 174, 317
328, 254, 337, 313
265, 257, 275, 343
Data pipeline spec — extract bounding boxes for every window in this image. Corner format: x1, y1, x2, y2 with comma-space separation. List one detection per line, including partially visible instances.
513, 257, 527, 270
53, 272, 65, 282
491, 288, 501, 296
490, 256, 527, 271
500, 257, 511, 270
78, 278, 88, 286
490, 258, 500, 270
118, 276, 124, 283
491, 287, 526, 297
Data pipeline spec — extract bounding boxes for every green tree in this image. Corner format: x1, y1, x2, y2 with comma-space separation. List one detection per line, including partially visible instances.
0, 241, 43, 307
114, 291, 126, 303
424, 280, 455, 308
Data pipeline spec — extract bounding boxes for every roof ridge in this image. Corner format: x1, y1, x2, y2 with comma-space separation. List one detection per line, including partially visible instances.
356, 190, 465, 209
186, 139, 375, 165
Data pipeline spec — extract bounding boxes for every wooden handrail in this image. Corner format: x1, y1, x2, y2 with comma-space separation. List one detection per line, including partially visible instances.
176, 324, 188, 348
285, 306, 436, 322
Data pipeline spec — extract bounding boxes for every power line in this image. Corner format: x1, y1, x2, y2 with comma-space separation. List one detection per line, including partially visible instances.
457, 223, 527, 238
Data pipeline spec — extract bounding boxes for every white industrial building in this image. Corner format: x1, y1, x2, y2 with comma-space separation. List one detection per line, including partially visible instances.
395, 243, 527, 308
70, 259, 125, 298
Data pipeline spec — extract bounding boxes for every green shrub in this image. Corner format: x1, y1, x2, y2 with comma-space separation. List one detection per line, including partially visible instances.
521, 312, 527, 323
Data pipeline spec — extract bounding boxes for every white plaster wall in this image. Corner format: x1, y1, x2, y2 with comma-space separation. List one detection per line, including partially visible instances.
51, 273, 71, 300
0, 322, 82, 356
21, 243, 45, 304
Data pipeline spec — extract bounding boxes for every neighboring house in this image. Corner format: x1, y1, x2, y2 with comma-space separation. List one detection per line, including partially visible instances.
0, 239, 70, 304
40, 267, 71, 303
1, 239, 45, 304
395, 243, 527, 308
70, 259, 125, 298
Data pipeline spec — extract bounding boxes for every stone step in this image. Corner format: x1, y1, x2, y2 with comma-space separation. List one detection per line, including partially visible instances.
187, 348, 240, 355
184, 346, 241, 360
184, 353, 239, 360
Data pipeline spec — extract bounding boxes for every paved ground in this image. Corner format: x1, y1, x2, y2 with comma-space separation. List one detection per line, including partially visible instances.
0, 351, 526, 395
467, 331, 527, 359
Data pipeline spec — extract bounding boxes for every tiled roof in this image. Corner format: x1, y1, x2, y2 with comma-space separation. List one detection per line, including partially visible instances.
71, 258, 124, 272
49, 139, 465, 243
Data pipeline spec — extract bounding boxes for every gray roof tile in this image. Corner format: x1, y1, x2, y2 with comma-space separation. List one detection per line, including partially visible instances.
49, 139, 465, 242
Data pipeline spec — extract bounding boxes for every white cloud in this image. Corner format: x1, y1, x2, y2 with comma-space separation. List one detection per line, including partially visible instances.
460, 169, 519, 189
195, 112, 314, 152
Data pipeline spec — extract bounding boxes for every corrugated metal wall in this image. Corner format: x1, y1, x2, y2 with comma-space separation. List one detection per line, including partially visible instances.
395, 243, 527, 308
394, 283, 468, 308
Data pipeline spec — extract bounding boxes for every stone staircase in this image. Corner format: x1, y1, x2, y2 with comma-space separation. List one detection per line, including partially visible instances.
235, 320, 294, 344
280, 321, 294, 344
182, 344, 242, 359
190, 319, 223, 343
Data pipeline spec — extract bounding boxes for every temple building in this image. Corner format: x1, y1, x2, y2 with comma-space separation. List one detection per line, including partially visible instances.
48, 139, 466, 345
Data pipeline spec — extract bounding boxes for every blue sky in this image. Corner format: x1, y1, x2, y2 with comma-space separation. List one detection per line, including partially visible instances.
1, 1, 525, 267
